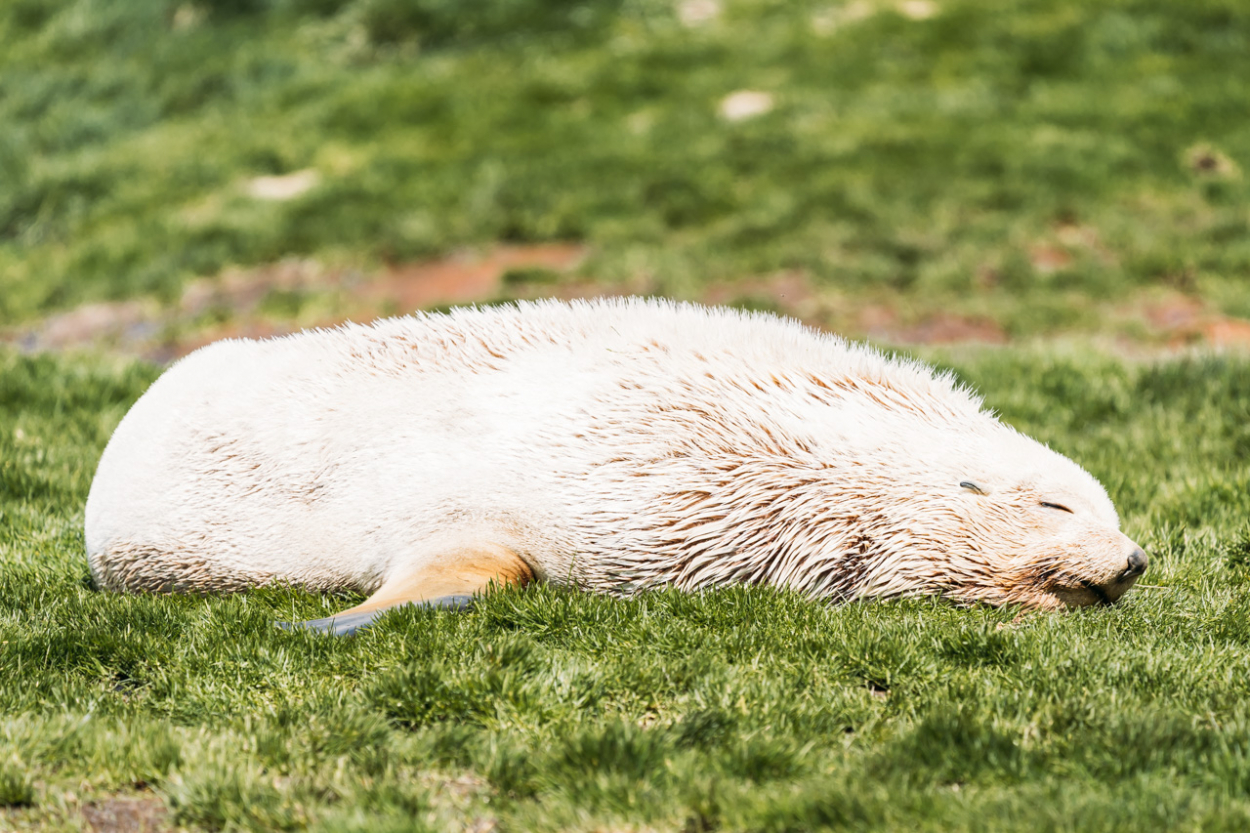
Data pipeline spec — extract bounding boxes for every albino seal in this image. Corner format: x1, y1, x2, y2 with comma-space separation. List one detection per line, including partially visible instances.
85, 299, 1146, 633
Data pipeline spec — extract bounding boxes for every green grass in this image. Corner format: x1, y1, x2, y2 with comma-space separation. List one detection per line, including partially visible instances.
5, 0, 1250, 829
4, 345, 1250, 831
2, 0, 1249, 336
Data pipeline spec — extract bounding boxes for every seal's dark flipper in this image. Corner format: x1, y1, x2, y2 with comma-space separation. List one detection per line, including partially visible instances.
277, 595, 475, 636
279, 544, 531, 636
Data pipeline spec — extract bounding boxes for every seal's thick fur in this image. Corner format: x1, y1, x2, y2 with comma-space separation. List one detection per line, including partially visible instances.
86, 299, 1145, 627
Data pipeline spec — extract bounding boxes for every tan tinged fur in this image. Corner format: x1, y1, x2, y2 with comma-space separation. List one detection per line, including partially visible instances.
85, 298, 1147, 628
333, 544, 533, 618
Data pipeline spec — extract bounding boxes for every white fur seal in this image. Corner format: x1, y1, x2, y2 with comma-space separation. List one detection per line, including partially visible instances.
85, 299, 1146, 633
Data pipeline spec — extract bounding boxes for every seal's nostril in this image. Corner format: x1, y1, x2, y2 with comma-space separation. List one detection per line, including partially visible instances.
1124, 548, 1148, 578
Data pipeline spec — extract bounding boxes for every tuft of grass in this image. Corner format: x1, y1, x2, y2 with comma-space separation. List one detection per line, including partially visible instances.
0, 758, 35, 808
1225, 525, 1250, 570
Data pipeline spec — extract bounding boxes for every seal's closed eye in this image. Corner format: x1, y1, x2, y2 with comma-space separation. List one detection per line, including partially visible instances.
960, 480, 987, 495
1040, 501, 1074, 513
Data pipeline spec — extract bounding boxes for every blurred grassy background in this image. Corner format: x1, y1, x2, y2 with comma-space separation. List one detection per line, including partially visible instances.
2, 0, 1248, 350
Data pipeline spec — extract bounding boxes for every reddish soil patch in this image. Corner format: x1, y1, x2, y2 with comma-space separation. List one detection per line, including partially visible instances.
420, 771, 490, 803
1029, 244, 1073, 274
856, 304, 899, 332
27, 301, 157, 351
1144, 296, 1204, 331
1025, 224, 1115, 277
3, 244, 587, 362
703, 275, 1006, 346
9, 249, 1250, 360
869, 312, 1008, 345
179, 258, 331, 319
1203, 317, 1250, 348
365, 243, 586, 310
1137, 295, 1250, 349
710, 272, 815, 311
151, 320, 300, 364
82, 796, 169, 833
1054, 223, 1100, 249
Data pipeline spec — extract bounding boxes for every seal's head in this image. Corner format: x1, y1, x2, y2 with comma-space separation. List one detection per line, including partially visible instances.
845, 421, 1147, 610
605, 370, 1148, 611
545, 308, 1145, 611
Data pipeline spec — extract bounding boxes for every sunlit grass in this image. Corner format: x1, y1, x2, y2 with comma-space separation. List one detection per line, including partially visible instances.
4, 0, 1250, 828
3, 345, 1250, 830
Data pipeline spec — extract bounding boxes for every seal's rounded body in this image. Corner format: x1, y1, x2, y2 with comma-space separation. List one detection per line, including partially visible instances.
86, 299, 1145, 624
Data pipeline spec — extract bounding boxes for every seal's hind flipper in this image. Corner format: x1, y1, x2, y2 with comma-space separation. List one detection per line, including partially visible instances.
279, 544, 532, 636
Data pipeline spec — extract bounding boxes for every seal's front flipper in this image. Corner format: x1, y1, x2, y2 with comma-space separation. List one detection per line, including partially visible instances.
278, 595, 475, 636
279, 544, 532, 636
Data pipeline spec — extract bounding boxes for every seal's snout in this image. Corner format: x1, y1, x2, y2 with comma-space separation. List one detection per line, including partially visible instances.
1088, 545, 1148, 607
1122, 548, 1148, 579
1051, 541, 1150, 608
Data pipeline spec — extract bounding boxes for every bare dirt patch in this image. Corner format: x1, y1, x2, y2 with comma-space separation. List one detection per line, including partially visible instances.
703, 274, 1009, 344
364, 243, 586, 310
852, 304, 1008, 345
416, 771, 497, 833
1201, 317, 1250, 348
703, 271, 819, 317
1029, 244, 1073, 275
4, 244, 587, 363
8, 252, 1250, 361
178, 258, 335, 319
82, 796, 169, 833
877, 312, 1008, 345
1136, 295, 1250, 349
1144, 296, 1205, 332
28, 301, 159, 352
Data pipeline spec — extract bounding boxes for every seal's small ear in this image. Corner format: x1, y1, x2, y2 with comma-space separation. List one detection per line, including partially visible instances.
960, 480, 988, 495
278, 544, 532, 636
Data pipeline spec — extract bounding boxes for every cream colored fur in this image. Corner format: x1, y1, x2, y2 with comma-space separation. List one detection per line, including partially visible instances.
86, 298, 1144, 610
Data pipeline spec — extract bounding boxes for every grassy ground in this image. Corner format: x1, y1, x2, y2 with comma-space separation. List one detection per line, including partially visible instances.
3, 346, 1250, 831
5, 0, 1250, 830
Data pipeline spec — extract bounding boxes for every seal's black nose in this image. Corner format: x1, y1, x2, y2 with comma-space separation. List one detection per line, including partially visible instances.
1123, 548, 1148, 578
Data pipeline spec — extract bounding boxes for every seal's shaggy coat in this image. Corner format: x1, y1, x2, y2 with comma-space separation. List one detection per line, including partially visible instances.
87, 299, 1145, 626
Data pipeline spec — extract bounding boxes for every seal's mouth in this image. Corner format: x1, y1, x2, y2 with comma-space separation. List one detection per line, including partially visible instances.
1069, 569, 1145, 607
1079, 579, 1113, 606
1044, 570, 1140, 608
1034, 546, 1148, 609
